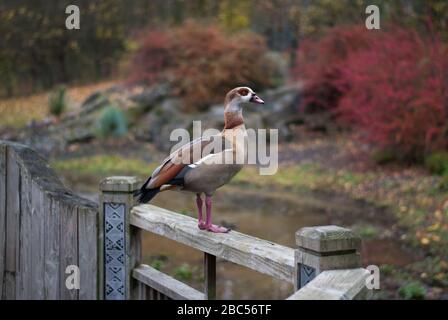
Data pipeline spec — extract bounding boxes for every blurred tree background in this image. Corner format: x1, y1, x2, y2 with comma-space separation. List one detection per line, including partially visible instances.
1, 0, 447, 97
1, 0, 446, 97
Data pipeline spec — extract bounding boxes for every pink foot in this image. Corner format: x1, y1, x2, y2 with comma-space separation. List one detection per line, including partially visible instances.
206, 224, 230, 233
198, 222, 207, 230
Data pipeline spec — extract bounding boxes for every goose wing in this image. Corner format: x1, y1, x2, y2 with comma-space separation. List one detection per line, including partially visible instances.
145, 134, 227, 190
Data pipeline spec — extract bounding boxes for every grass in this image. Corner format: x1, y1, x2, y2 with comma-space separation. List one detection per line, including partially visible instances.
0, 80, 117, 128
233, 163, 374, 193
52, 154, 157, 178
399, 282, 427, 300
0, 92, 51, 128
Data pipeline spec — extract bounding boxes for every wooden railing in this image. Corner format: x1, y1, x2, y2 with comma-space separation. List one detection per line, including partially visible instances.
99, 176, 372, 300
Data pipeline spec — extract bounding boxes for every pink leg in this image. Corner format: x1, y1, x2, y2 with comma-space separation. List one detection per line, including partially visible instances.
196, 194, 206, 230
205, 195, 230, 233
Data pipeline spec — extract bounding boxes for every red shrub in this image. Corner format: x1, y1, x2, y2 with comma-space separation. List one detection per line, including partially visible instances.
128, 31, 173, 85
129, 22, 276, 110
292, 26, 373, 113
294, 25, 448, 162
339, 28, 448, 162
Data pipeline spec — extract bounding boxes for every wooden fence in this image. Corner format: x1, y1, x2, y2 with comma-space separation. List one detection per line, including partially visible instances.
0, 141, 98, 299
0, 141, 372, 300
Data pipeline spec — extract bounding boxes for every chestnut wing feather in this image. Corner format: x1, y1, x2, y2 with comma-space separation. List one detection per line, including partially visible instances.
146, 134, 225, 189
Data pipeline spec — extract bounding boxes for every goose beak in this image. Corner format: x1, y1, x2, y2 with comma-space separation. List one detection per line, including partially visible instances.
250, 94, 265, 104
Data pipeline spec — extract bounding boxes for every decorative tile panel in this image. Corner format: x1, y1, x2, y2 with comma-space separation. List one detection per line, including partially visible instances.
299, 264, 316, 288
104, 203, 126, 300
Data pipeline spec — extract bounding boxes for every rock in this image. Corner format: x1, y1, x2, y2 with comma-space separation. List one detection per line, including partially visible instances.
11, 82, 305, 156
140, 99, 193, 151
129, 83, 170, 112
80, 92, 110, 115
252, 85, 302, 141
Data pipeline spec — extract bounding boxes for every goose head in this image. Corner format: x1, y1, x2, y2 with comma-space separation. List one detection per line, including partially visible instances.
223, 87, 264, 129
224, 87, 264, 112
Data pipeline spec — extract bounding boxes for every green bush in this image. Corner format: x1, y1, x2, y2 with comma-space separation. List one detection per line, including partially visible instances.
398, 282, 427, 300
48, 86, 67, 117
150, 259, 165, 271
96, 106, 128, 138
438, 175, 448, 192
173, 263, 193, 281
425, 152, 448, 175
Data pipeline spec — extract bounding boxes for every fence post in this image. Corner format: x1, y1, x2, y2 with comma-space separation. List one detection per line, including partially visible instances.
294, 225, 362, 291
99, 176, 141, 300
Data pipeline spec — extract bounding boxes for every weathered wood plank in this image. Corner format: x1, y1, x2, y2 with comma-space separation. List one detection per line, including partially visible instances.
129, 225, 141, 300
0, 144, 6, 298
59, 202, 78, 300
146, 286, 154, 300
287, 268, 371, 300
204, 253, 216, 300
44, 196, 60, 299
136, 281, 146, 300
17, 167, 32, 299
131, 204, 295, 283
5, 149, 20, 273
78, 206, 98, 300
133, 264, 204, 300
30, 181, 45, 299
5, 148, 21, 299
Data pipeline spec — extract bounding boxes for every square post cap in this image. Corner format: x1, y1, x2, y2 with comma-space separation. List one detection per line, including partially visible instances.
100, 176, 141, 193
296, 225, 361, 253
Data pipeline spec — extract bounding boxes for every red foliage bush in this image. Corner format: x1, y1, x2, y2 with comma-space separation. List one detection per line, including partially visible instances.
294, 26, 448, 162
292, 26, 373, 113
128, 31, 173, 85
129, 22, 276, 110
339, 28, 448, 162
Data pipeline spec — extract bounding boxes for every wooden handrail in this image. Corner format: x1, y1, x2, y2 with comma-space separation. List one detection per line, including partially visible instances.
286, 268, 371, 300
131, 204, 295, 283
98, 176, 370, 300
133, 264, 204, 300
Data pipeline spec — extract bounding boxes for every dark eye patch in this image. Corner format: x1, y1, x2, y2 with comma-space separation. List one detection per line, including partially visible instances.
238, 88, 249, 96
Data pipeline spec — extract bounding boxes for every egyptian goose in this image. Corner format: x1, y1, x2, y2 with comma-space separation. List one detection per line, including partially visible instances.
134, 87, 265, 233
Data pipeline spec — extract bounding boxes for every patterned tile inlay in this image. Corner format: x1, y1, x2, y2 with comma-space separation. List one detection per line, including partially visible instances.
299, 264, 316, 288
104, 203, 125, 300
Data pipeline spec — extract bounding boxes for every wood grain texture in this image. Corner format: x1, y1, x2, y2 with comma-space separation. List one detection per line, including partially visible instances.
296, 225, 361, 252
133, 264, 204, 300
59, 202, 78, 300
78, 206, 98, 300
131, 204, 295, 283
5, 150, 20, 274
44, 196, 60, 299
30, 181, 45, 299
17, 168, 32, 299
3, 147, 20, 299
287, 268, 371, 300
204, 253, 216, 300
0, 144, 6, 298
129, 224, 141, 300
